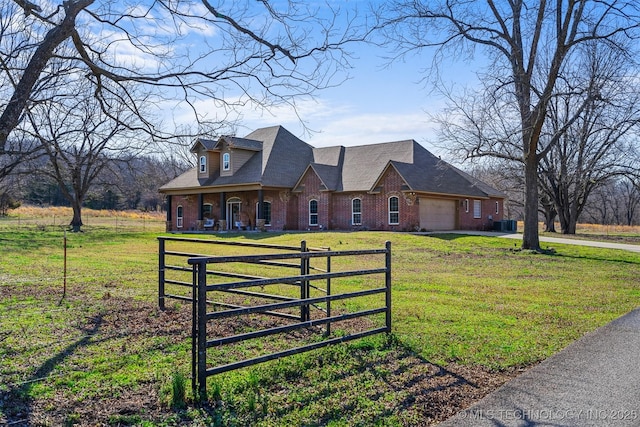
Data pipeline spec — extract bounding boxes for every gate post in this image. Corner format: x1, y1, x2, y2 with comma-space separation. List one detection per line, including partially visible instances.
191, 263, 197, 397
158, 238, 165, 310
385, 241, 392, 333
300, 241, 310, 322
325, 251, 331, 336
196, 260, 208, 399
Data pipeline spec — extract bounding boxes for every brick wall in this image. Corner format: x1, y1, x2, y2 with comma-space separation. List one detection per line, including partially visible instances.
295, 166, 420, 231
295, 169, 330, 230
458, 198, 504, 230
166, 168, 503, 232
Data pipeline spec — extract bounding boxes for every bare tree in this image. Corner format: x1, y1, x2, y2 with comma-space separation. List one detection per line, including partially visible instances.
606, 179, 639, 226
0, 0, 361, 152
25, 81, 144, 231
0, 136, 43, 182
377, 0, 640, 250
538, 39, 640, 234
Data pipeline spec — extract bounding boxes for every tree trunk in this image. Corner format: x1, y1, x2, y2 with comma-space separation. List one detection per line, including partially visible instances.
544, 209, 556, 233
522, 155, 541, 250
70, 201, 83, 232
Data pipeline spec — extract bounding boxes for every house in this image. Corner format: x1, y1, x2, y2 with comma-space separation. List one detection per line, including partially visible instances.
159, 125, 505, 232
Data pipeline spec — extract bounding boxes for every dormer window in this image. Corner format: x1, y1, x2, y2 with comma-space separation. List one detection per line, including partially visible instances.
222, 152, 230, 171
199, 155, 206, 173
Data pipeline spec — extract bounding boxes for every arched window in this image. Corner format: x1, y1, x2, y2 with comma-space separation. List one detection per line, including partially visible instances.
256, 201, 271, 226
309, 200, 318, 226
222, 152, 230, 171
352, 198, 362, 225
388, 196, 399, 225
176, 205, 184, 228
199, 155, 206, 173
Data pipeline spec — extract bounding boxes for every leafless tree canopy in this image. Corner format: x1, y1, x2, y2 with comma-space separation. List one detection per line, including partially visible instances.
376, 0, 640, 249
0, 0, 362, 151
23, 75, 144, 230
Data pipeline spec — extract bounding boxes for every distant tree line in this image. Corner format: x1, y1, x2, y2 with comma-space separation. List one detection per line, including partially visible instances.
471, 164, 640, 230
0, 146, 191, 216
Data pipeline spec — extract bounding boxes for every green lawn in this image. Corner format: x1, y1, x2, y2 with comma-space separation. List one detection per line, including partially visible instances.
1, 228, 638, 426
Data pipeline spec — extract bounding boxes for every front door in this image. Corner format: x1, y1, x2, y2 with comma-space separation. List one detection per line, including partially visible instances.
227, 199, 242, 230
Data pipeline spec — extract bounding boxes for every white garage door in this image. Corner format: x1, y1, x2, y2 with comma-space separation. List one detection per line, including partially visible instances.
419, 198, 456, 231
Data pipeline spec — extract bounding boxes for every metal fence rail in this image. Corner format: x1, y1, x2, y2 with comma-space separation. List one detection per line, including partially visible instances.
158, 236, 327, 313
188, 241, 392, 397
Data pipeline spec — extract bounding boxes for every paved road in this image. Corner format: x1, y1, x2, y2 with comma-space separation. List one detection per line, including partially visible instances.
438, 308, 640, 426
435, 231, 640, 426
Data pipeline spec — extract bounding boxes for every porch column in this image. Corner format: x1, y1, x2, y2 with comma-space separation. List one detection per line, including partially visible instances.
165, 195, 172, 221
165, 195, 172, 232
196, 194, 204, 230
258, 190, 264, 219
256, 189, 265, 231
218, 192, 227, 231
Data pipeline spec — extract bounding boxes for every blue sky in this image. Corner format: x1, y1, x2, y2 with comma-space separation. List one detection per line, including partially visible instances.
238, 42, 453, 151
119, 0, 484, 157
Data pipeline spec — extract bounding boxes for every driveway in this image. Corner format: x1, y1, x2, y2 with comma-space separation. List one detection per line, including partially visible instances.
440, 230, 640, 253
435, 230, 640, 426
438, 308, 640, 426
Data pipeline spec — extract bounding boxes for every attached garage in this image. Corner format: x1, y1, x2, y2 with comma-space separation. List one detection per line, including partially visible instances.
419, 198, 457, 231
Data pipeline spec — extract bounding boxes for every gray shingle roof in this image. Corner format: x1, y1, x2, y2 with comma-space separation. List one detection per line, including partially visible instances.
309, 163, 342, 191
159, 166, 200, 191
223, 136, 263, 151
160, 125, 505, 199
337, 140, 415, 192
244, 125, 314, 187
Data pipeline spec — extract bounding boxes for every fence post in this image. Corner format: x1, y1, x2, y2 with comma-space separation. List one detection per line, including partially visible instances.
385, 241, 392, 333
300, 241, 309, 322
158, 238, 165, 310
196, 260, 208, 399
191, 263, 197, 397
325, 250, 331, 336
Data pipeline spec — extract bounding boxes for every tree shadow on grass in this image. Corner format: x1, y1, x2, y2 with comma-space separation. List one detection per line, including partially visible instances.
1, 314, 104, 426
204, 336, 519, 426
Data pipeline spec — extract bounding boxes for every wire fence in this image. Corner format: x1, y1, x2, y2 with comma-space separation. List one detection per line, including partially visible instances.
0, 211, 166, 232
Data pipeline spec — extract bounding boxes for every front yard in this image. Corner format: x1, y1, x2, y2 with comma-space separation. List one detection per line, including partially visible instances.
1, 228, 638, 425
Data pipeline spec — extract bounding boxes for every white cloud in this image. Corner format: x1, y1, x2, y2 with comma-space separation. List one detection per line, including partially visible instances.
301, 112, 439, 147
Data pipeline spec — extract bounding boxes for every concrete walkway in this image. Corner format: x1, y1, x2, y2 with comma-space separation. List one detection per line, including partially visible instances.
439, 308, 640, 426
435, 232, 640, 426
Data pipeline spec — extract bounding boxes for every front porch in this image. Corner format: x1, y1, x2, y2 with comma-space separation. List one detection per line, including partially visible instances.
165, 189, 292, 232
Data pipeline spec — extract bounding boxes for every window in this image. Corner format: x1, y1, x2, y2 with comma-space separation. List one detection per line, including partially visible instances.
176, 205, 184, 228
352, 198, 362, 225
203, 203, 213, 219
309, 199, 318, 226
388, 196, 399, 224
199, 155, 206, 173
495, 201, 499, 215
464, 199, 469, 213
473, 200, 482, 219
222, 152, 230, 171
256, 201, 271, 226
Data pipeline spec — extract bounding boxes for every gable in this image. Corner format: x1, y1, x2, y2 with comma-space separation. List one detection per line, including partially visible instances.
293, 165, 328, 194
370, 162, 411, 194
